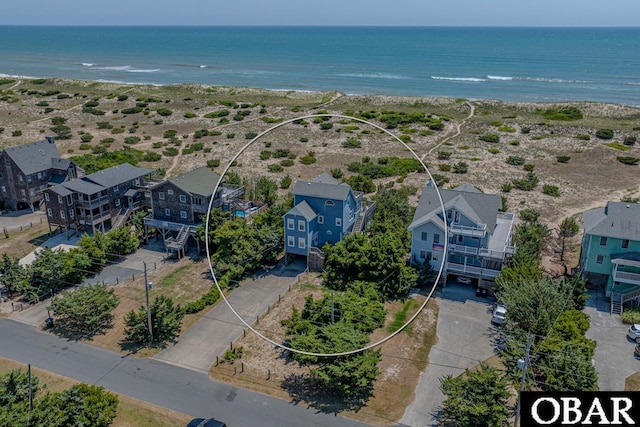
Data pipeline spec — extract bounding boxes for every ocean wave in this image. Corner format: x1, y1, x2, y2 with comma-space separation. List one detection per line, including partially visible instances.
519, 77, 593, 84
126, 69, 161, 73
81, 63, 95, 67
93, 65, 133, 71
431, 76, 486, 82
487, 75, 513, 80
336, 72, 407, 80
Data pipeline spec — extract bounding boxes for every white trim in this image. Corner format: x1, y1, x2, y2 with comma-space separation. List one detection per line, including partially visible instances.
287, 218, 294, 230
165, 208, 170, 216
179, 194, 187, 203
159, 192, 165, 200
180, 210, 187, 219
287, 236, 295, 247
298, 237, 306, 249
298, 220, 305, 232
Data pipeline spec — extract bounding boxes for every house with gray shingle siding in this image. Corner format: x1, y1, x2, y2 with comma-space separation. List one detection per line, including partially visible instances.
0, 137, 81, 210
43, 163, 153, 236
579, 201, 640, 314
408, 181, 516, 288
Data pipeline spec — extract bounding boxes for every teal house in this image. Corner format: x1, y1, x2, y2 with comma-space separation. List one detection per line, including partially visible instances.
579, 201, 640, 314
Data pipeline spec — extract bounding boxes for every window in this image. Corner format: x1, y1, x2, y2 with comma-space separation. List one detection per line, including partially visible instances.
421, 232, 428, 241
454, 211, 460, 222
66, 195, 72, 206
432, 253, 438, 261
113, 185, 119, 193
37, 172, 42, 180
596, 255, 604, 264
325, 200, 335, 206
168, 189, 174, 195
27, 175, 32, 183
159, 192, 165, 200
0, 171, 3, 179
180, 210, 187, 219
298, 220, 305, 232
179, 194, 187, 203
18, 175, 23, 182
69, 209, 74, 219
287, 236, 295, 247
58, 195, 63, 204
600, 236, 607, 246
45, 192, 50, 202
165, 208, 170, 216
622, 239, 630, 249
336, 217, 342, 227
298, 237, 306, 249
433, 233, 440, 244
287, 218, 294, 230
47, 208, 52, 217
458, 235, 463, 243
419, 250, 427, 260
115, 198, 121, 207
60, 210, 65, 220
318, 215, 324, 224
1, 186, 5, 193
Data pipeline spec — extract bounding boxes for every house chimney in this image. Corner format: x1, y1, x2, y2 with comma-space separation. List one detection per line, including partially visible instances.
45, 136, 55, 144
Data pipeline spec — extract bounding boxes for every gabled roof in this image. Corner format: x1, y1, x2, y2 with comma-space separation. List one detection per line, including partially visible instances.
51, 158, 72, 171
2, 139, 61, 175
47, 185, 73, 197
166, 167, 222, 197
408, 182, 501, 233
57, 178, 104, 195
285, 200, 318, 221
293, 173, 352, 201
583, 202, 640, 241
84, 163, 153, 188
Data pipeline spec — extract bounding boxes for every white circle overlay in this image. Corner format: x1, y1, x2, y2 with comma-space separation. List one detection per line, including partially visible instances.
205, 114, 448, 357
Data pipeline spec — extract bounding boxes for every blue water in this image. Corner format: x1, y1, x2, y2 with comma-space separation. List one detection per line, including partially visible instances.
1, 26, 639, 105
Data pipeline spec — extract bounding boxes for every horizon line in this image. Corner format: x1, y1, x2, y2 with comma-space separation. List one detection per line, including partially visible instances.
0, 24, 639, 28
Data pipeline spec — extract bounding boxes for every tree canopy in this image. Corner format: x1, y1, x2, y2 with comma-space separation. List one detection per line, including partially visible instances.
124, 295, 184, 344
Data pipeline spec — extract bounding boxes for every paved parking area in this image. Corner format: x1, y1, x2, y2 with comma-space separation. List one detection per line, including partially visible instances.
584, 289, 639, 391
400, 281, 499, 427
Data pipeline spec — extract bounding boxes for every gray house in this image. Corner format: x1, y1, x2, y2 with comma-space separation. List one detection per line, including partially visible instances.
0, 137, 81, 210
43, 163, 154, 236
144, 166, 244, 257
408, 181, 516, 288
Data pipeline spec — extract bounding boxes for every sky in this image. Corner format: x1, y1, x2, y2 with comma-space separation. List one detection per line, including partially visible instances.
2, 0, 639, 26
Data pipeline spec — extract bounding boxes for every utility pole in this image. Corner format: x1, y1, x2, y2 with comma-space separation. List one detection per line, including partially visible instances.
143, 261, 153, 343
28, 363, 33, 412
514, 334, 533, 427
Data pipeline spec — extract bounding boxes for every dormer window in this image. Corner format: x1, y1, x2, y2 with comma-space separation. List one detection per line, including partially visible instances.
325, 200, 335, 207
114, 185, 119, 193
454, 211, 460, 222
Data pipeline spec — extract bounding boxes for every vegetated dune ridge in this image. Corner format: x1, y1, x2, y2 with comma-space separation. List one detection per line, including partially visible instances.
1, 77, 639, 226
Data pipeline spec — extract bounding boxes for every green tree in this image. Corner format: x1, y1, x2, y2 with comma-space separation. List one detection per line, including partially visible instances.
557, 216, 579, 263
440, 363, 511, 427
369, 187, 414, 237
255, 176, 278, 205
49, 283, 119, 339
104, 226, 140, 258
343, 174, 375, 193
124, 295, 184, 344
77, 232, 107, 272
0, 253, 27, 295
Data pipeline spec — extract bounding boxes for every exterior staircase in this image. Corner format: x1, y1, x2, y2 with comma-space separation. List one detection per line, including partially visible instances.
111, 207, 133, 229
611, 292, 623, 315
175, 225, 190, 247
611, 287, 640, 315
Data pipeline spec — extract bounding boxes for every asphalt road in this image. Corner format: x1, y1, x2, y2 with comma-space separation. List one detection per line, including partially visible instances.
0, 319, 374, 427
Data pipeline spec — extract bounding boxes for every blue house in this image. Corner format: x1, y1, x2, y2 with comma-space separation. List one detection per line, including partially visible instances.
283, 173, 372, 265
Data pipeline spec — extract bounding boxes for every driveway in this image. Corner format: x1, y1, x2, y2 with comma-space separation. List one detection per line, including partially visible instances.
0, 209, 45, 232
153, 259, 307, 373
584, 288, 639, 390
400, 281, 498, 427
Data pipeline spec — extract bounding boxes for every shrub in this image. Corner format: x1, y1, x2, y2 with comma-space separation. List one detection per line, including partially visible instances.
232, 113, 245, 121
438, 164, 451, 172
331, 168, 343, 179
520, 208, 540, 222
97, 121, 113, 129
184, 112, 197, 118
280, 159, 294, 167
226, 133, 235, 139
79, 143, 92, 150
206, 159, 221, 168
261, 117, 282, 124
162, 147, 179, 156
143, 152, 161, 162
596, 128, 614, 139
300, 152, 317, 165
320, 122, 333, 130
498, 125, 516, 133
541, 106, 583, 121
245, 132, 258, 139
92, 145, 107, 154
193, 128, 209, 139
267, 163, 284, 173
622, 307, 640, 325
343, 137, 361, 148
12, 130, 22, 137
523, 163, 535, 172
543, 185, 560, 197
80, 133, 94, 142
101, 138, 115, 144
521, 127, 531, 134
624, 136, 637, 146
121, 107, 143, 114
299, 137, 309, 142
163, 129, 177, 139
453, 162, 468, 174
501, 183, 512, 192
260, 150, 272, 160
204, 109, 229, 118
36, 101, 49, 107
437, 151, 452, 160
479, 134, 500, 143
556, 155, 571, 163
84, 100, 99, 107
399, 134, 412, 143
117, 95, 128, 101
273, 149, 290, 158
617, 156, 639, 166
124, 136, 140, 145
156, 108, 173, 116
280, 175, 292, 189
431, 174, 450, 187
506, 156, 525, 166
512, 172, 539, 191
509, 140, 520, 146
575, 133, 591, 140
488, 147, 500, 154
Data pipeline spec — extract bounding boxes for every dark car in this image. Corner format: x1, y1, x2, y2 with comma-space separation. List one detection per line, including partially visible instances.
187, 418, 227, 427
475, 287, 488, 298
635, 343, 640, 359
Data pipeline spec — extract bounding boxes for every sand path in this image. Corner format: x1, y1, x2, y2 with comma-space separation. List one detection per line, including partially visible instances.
422, 101, 475, 160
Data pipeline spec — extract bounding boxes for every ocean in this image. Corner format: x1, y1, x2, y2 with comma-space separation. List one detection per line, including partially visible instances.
1, 26, 639, 106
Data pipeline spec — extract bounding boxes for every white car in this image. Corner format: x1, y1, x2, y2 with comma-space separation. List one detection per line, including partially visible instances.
457, 276, 472, 285
492, 305, 507, 325
628, 324, 640, 342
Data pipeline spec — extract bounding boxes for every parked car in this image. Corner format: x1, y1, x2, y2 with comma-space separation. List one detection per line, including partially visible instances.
476, 287, 488, 298
628, 324, 640, 343
457, 276, 472, 285
492, 305, 507, 325
187, 418, 227, 427
635, 343, 640, 358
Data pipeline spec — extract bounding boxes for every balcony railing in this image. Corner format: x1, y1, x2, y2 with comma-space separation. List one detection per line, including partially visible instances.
449, 222, 487, 238
614, 271, 640, 286
449, 244, 479, 256
445, 262, 501, 279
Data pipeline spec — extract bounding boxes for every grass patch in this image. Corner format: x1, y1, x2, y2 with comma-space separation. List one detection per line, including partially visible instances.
605, 142, 631, 151
626, 372, 640, 391
387, 300, 413, 333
